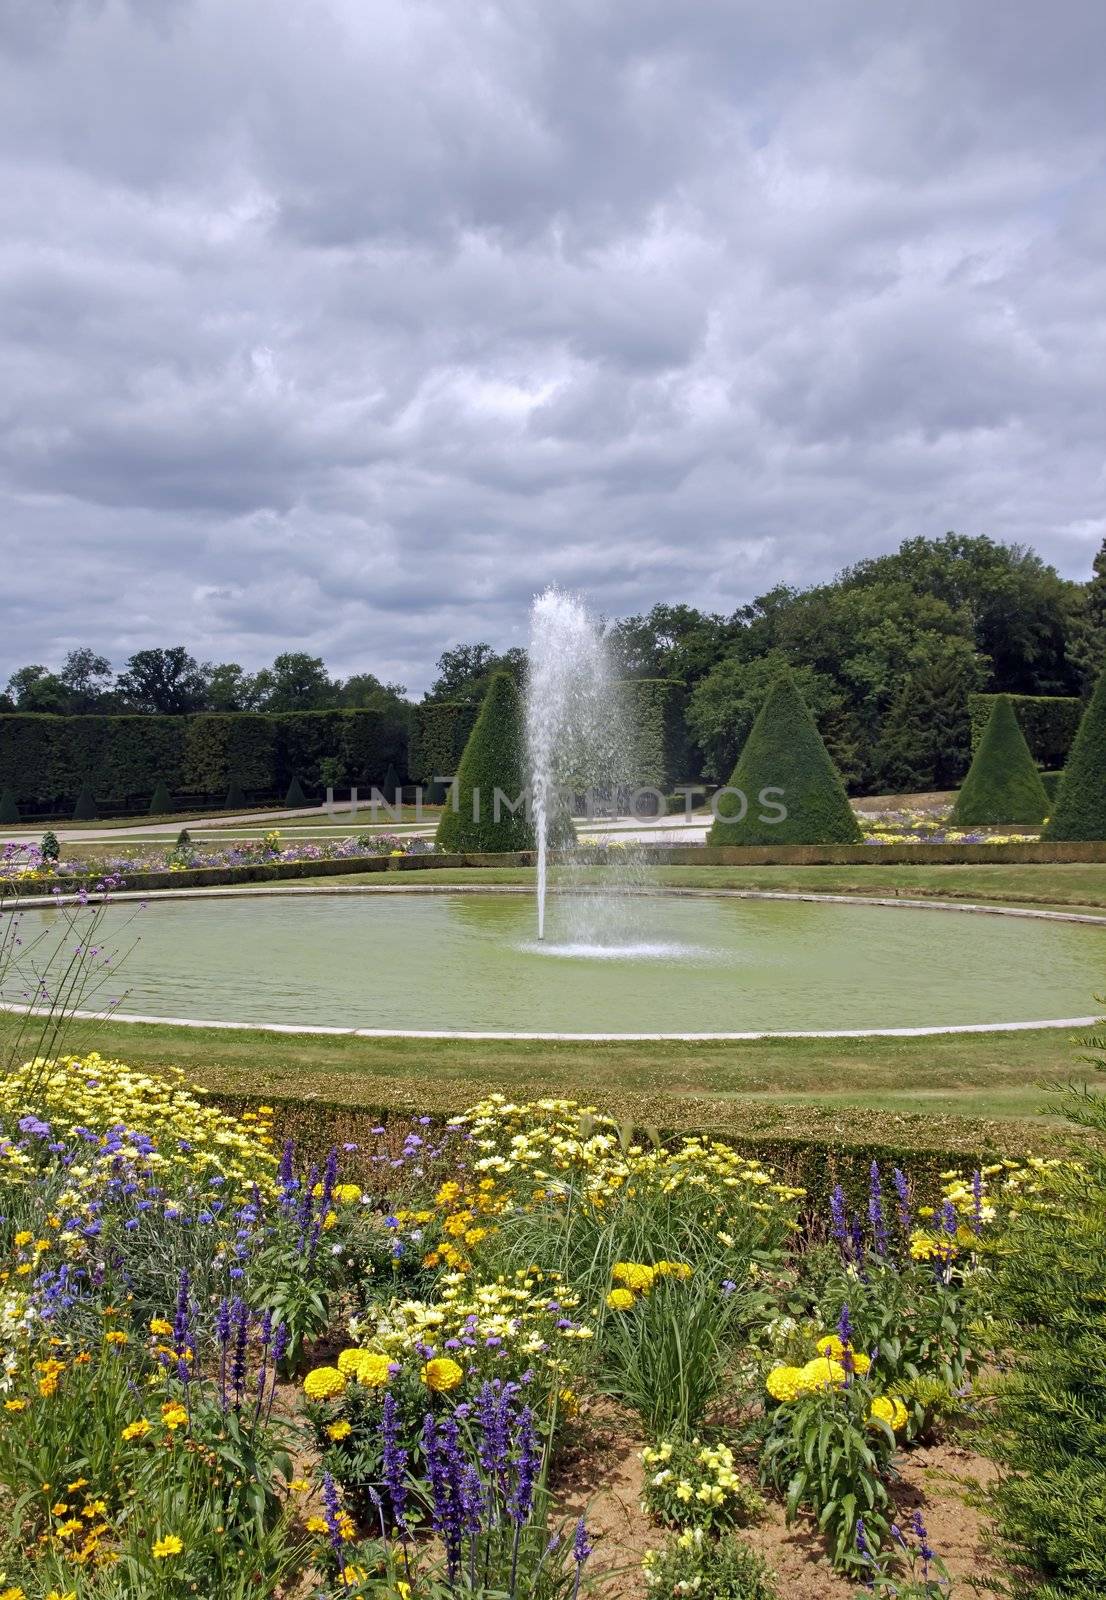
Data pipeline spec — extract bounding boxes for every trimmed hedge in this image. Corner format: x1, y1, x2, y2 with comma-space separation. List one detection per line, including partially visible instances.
436, 673, 536, 852
951, 694, 1049, 826
409, 702, 479, 788
0, 709, 408, 810
0, 788, 19, 824
148, 781, 173, 815
968, 692, 1081, 768
624, 678, 692, 790
708, 668, 862, 845
1045, 662, 1106, 841
411, 680, 691, 794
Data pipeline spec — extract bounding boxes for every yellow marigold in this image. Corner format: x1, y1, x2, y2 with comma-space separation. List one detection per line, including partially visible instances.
654, 1260, 693, 1281
422, 1357, 464, 1393
799, 1356, 847, 1390
327, 1420, 352, 1441
4, 1399, 28, 1412
765, 1364, 806, 1402
151, 1534, 184, 1559
305, 1515, 329, 1534
149, 1318, 173, 1337
334, 1184, 362, 1204
303, 1366, 347, 1400
611, 1262, 655, 1293
121, 1419, 151, 1440
338, 1349, 393, 1387
909, 1231, 947, 1262
605, 1287, 635, 1311
869, 1395, 909, 1432
160, 1403, 188, 1431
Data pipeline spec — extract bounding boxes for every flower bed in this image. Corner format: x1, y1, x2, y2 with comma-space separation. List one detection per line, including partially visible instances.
0, 1064, 1077, 1599
1, 831, 438, 887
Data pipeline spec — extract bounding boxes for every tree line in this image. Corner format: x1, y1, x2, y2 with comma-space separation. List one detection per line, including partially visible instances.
6, 531, 1106, 794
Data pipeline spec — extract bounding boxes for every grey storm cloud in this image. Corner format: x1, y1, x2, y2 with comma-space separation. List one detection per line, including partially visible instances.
1, 0, 1105, 690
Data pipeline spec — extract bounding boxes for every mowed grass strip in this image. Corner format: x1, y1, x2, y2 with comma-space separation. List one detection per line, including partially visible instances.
1, 1011, 1093, 1144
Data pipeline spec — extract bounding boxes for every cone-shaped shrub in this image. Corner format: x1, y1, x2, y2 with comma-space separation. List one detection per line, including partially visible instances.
72, 780, 98, 821
0, 788, 20, 824
224, 776, 247, 809
284, 775, 308, 809
148, 780, 173, 815
707, 668, 861, 845
950, 695, 1048, 826
437, 672, 537, 852
381, 763, 400, 802
1044, 664, 1106, 839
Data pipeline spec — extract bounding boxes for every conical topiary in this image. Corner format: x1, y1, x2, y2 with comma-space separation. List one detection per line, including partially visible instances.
0, 788, 20, 824
224, 776, 247, 809
284, 775, 308, 809
1044, 663, 1106, 840
950, 695, 1048, 826
707, 667, 862, 845
437, 672, 537, 852
148, 780, 173, 815
381, 763, 400, 803
72, 780, 98, 821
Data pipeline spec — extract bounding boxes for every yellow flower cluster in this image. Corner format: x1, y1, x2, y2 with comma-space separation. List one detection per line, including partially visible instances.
448, 1097, 804, 1228
349, 1268, 591, 1374
0, 1054, 277, 1198
641, 1437, 747, 1510
605, 1258, 694, 1311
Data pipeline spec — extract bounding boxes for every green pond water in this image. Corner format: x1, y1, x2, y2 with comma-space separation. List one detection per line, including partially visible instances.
9, 891, 1106, 1035
10, 889, 1106, 1036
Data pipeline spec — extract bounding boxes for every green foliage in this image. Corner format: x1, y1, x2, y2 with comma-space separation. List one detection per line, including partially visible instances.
148, 779, 173, 814
0, 709, 407, 809
72, 777, 98, 820
968, 693, 1082, 769
1044, 663, 1106, 841
599, 1272, 754, 1437
688, 653, 849, 786
225, 775, 247, 808
950, 695, 1049, 825
0, 787, 19, 824
642, 1529, 779, 1599
982, 1054, 1106, 1598
760, 1378, 896, 1572
708, 668, 862, 846
409, 700, 480, 787
874, 647, 982, 792
436, 673, 535, 852
623, 678, 692, 790
284, 774, 308, 808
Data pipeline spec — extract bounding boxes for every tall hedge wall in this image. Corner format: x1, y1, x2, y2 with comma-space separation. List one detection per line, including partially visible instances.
0, 710, 409, 809
968, 693, 1082, 769
623, 678, 692, 790
410, 680, 691, 793
408, 702, 480, 788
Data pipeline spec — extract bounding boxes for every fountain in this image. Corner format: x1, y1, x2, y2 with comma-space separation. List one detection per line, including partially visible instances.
525, 586, 642, 943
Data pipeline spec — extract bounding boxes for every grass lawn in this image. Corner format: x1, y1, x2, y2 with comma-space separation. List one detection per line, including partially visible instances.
1, 1003, 1093, 1155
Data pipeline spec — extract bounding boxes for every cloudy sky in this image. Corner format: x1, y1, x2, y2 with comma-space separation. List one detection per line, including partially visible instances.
2, 0, 1105, 691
